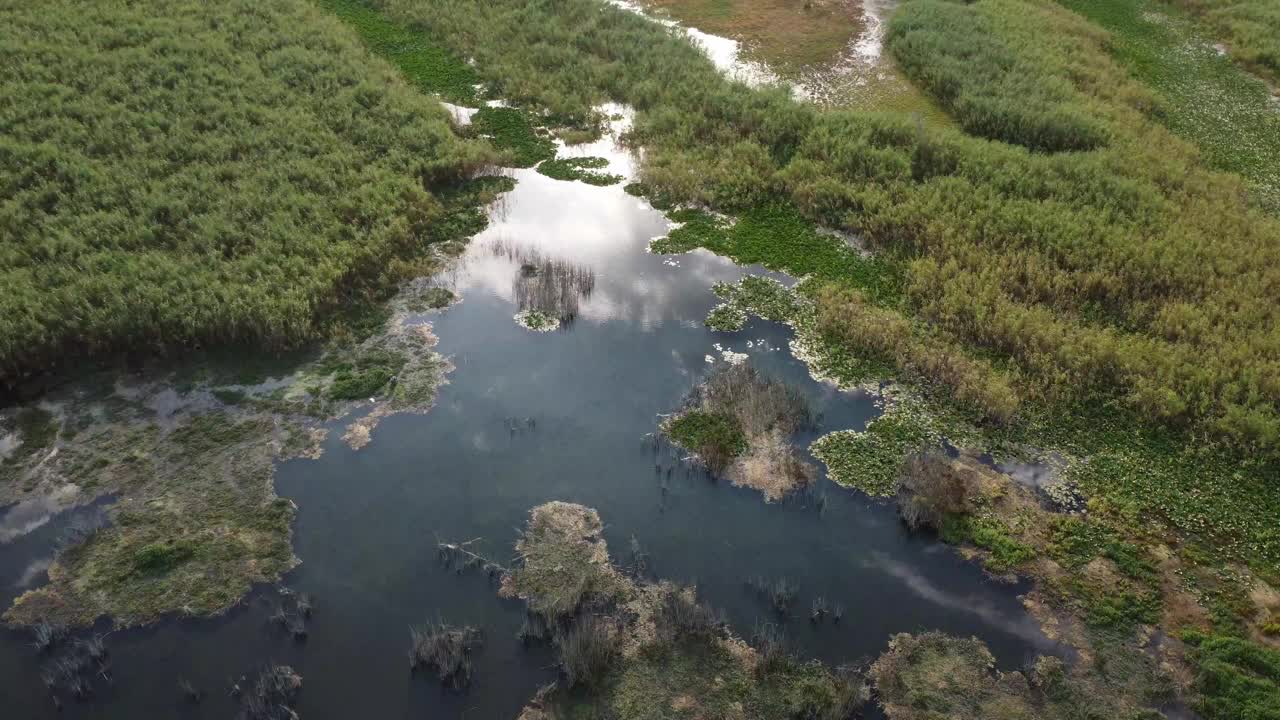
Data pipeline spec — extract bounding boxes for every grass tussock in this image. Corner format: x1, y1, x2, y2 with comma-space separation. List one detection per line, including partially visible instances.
652, 586, 726, 647
409, 620, 484, 689
559, 615, 621, 689
502, 504, 869, 719
238, 665, 302, 720
502, 502, 631, 619
664, 362, 814, 501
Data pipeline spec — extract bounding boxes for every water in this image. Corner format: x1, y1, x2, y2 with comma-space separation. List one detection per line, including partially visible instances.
0, 111, 1053, 718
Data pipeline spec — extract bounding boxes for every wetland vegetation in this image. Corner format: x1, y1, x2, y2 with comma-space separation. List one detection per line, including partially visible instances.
4, 0, 1280, 717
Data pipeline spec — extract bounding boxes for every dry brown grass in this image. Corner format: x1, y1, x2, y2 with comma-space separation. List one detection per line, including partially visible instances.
639, 0, 864, 72
728, 429, 815, 501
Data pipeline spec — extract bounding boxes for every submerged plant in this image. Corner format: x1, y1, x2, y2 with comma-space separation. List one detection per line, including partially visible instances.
179, 677, 203, 703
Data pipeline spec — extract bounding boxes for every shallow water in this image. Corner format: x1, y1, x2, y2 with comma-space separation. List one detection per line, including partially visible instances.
0, 115, 1054, 718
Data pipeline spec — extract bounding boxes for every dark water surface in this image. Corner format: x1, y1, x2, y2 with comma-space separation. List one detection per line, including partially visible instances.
0, 123, 1052, 718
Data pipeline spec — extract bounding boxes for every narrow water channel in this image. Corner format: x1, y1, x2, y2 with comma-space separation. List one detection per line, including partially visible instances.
0, 110, 1053, 719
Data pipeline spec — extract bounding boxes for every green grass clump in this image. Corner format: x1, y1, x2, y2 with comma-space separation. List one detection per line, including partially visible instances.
1182, 631, 1280, 720
471, 107, 557, 167
1048, 516, 1157, 582
328, 367, 394, 400
406, 287, 455, 312
536, 156, 623, 186
0, 0, 496, 382
666, 411, 748, 468
888, 0, 1110, 152
132, 541, 196, 575
939, 515, 1037, 572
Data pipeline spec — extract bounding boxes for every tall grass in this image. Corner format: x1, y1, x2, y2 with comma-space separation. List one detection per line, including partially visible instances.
887, 0, 1111, 151
0, 0, 495, 381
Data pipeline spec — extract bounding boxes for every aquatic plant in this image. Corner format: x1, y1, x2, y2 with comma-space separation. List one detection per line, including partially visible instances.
409, 620, 483, 689
705, 303, 749, 332
437, 538, 508, 583
239, 665, 302, 720
470, 107, 558, 167
31, 622, 63, 653
746, 576, 799, 617
558, 615, 619, 688
653, 586, 725, 646
750, 621, 791, 677
536, 157, 623, 186
75, 634, 107, 662
810, 595, 828, 623
627, 535, 649, 578
517, 612, 554, 646
179, 677, 203, 703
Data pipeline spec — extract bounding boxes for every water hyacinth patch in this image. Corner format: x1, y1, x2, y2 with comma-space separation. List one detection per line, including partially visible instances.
537, 157, 624, 186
